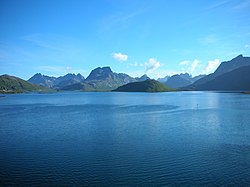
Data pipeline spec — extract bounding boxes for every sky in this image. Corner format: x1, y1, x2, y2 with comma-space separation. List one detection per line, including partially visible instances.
0, 0, 250, 80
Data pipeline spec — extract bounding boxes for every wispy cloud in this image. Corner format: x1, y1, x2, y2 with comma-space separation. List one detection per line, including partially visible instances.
37, 65, 86, 76
208, 0, 250, 11
201, 59, 220, 74
22, 34, 59, 50
208, 0, 232, 9
232, 0, 250, 10
144, 58, 161, 74
129, 61, 144, 67
179, 60, 189, 66
6, 33, 87, 64
112, 52, 128, 62
98, 8, 146, 34
21, 33, 83, 53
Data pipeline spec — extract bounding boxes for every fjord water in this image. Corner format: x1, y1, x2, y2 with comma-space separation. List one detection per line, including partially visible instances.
0, 92, 250, 186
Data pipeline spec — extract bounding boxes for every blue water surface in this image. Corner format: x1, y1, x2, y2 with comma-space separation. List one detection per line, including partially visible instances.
0, 91, 250, 186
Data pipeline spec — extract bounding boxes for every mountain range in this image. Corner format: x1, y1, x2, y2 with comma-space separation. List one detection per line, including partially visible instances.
189, 65, 250, 91
28, 67, 151, 91
157, 73, 205, 89
28, 73, 85, 89
185, 54, 250, 91
1, 54, 250, 93
164, 74, 205, 89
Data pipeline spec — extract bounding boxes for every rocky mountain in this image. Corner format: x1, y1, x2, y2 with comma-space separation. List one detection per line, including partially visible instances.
190, 65, 250, 91
29, 67, 152, 92
113, 79, 173, 92
28, 73, 56, 88
163, 73, 205, 89
187, 55, 250, 90
85, 67, 112, 81
165, 74, 192, 89
214, 54, 250, 75
54, 73, 85, 89
62, 67, 137, 91
28, 73, 85, 89
158, 76, 170, 83
0, 74, 50, 93
136, 74, 150, 82
179, 73, 192, 82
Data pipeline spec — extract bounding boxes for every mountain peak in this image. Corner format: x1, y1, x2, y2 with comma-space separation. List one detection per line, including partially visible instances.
136, 74, 150, 82
102, 66, 112, 71
187, 55, 250, 90
85, 66, 113, 81
141, 74, 148, 78
76, 73, 85, 79
234, 54, 243, 59
34, 73, 42, 77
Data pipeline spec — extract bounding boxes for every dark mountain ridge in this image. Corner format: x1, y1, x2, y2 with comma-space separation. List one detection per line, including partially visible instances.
185, 55, 250, 91
192, 65, 250, 91
189, 55, 250, 88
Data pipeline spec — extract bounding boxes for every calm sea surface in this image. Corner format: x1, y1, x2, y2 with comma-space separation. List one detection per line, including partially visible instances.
0, 92, 250, 186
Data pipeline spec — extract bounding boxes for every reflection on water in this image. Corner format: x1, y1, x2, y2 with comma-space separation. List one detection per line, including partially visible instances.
0, 92, 250, 186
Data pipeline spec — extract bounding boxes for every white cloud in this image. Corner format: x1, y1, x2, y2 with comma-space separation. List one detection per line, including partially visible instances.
144, 58, 161, 73
129, 61, 144, 67
112, 52, 128, 62
189, 59, 199, 73
179, 60, 189, 66
202, 59, 220, 74
245, 44, 249, 48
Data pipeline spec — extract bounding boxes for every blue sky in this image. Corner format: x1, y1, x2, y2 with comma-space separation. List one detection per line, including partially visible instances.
0, 0, 250, 79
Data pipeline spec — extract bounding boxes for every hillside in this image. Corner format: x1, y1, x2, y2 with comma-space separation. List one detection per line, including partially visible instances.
60, 82, 96, 91
113, 79, 173, 92
188, 55, 250, 89
0, 74, 50, 93
192, 65, 250, 91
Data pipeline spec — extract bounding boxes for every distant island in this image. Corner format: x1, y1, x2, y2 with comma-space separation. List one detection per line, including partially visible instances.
113, 79, 173, 92
1, 55, 250, 93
